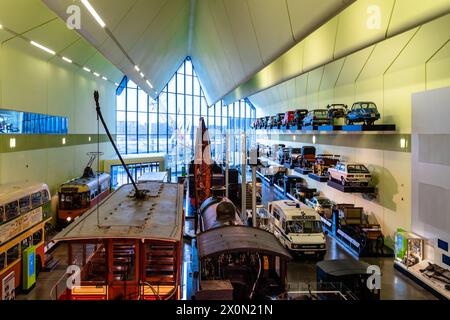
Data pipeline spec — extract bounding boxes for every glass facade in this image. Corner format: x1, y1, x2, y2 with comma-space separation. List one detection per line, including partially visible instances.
116, 57, 256, 174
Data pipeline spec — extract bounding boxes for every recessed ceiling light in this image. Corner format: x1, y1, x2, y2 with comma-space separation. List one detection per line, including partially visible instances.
30, 41, 55, 55
102, 76, 107, 81
140, 72, 144, 78
134, 65, 140, 72
115, 82, 119, 86
83, 67, 91, 72
62, 56, 72, 63
81, 0, 106, 28
9, 138, 16, 148
62, 137, 66, 145
0, 25, 3, 29
93, 72, 100, 77
146, 80, 153, 89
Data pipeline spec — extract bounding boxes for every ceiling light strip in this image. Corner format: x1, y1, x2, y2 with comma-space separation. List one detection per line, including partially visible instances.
81, 0, 106, 28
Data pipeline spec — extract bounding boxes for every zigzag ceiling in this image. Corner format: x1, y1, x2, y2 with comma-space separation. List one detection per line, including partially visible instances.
40, 0, 353, 103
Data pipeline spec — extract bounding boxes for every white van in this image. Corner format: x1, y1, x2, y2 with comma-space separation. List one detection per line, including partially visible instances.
268, 200, 327, 259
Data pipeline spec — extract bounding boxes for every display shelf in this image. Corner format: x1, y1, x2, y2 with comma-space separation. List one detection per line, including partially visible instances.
255, 125, 397, 135
342, 124, 396, 131
308, 173, 329, 182
327, 180, 375, 194
318, 125, 342, 131
294, 168, 312, 175
394, 260, 450, 300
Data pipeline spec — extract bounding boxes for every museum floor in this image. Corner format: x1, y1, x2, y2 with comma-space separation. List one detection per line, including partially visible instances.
16, 183, 436, 300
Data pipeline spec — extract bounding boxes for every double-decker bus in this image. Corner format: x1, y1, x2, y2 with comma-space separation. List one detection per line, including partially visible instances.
57, 173, 110, 224
0, 182, 52, 300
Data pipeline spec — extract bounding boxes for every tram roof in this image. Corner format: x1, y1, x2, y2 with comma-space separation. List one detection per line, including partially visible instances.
197, 225, 292, 260
52, 181, 183, 242
59, 172, 110, 189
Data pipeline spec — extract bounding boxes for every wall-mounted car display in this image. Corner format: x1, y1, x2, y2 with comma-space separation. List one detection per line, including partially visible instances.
327, 162, 375, 193
305, 196, 334, 218
345, 101, 380, 125
309, 154, 341, 182
273, 112, 285, 129
327, 104, 348, 124
302, 109, 329, 127
282, 111, 295, 128
293, 109, 308, 127
328, 162, 371, 186
291, 146, 316, 174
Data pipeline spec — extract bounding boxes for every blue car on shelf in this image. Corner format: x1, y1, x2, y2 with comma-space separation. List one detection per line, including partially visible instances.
346, 101, 381, 125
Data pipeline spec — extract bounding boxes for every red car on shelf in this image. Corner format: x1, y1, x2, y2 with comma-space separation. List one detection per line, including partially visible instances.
282, 111, 296, 128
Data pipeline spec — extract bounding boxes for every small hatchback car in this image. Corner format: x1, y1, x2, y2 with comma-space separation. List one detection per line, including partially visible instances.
346, 101, 380, 125
328, 162, 372, 186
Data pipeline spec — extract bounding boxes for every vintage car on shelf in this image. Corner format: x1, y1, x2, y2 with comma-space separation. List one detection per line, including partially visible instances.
277, 147, 291, 165
260, 116, 270, 129
302, 109, 329, 126
251, 118, 260, 129
313, 154, 341, 176
326, 104, 348, 122
282, 111, 295, 128
305, 196, 334, 217
346, 101, 380, 125
293, 109, 308, 127
290, 146, 316, 169
273, 112, 285, 129
328, 162, 372, 186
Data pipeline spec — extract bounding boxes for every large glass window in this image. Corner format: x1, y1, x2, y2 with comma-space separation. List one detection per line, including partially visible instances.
116, 57, 256, 175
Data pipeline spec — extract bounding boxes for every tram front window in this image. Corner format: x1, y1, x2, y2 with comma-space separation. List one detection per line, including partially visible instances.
60, 192, 90, 210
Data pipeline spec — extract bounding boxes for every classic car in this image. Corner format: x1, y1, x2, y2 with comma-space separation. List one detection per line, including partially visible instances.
273, 112, 285, 129
313, 154, 341, 176
290, 146, 316, 168
293, 109, 309, 127
326, 104, 348, 122
306, 196, 334, 217
282, 111, 296, 128
302, 109, 329, 126
328, 162, 372, 186
346, 101, 380, 125
261, 116, 270, 129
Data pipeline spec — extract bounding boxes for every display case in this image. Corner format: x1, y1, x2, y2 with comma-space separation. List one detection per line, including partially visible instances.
395, 230, 424, 268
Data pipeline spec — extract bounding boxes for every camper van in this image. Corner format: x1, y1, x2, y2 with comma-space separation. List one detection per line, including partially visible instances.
268, 200, 327, 259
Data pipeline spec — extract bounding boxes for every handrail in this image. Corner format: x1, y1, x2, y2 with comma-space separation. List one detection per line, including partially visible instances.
49, 271, 70, 300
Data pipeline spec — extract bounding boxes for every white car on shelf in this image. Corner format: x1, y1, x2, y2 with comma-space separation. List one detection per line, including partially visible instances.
305, 196, 334, 217
328, 162, 372, 186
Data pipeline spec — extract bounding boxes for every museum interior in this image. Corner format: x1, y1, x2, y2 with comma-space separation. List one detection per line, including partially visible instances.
0, 0, 450, 302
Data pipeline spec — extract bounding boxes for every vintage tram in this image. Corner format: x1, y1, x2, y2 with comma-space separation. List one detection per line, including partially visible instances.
51, 180, 185, 300
57, 173, 110, 224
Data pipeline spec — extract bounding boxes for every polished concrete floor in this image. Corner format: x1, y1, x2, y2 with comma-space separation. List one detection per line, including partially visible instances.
16, 184, 436, 300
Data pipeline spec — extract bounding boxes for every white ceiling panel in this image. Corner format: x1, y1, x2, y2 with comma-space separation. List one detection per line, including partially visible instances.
246, 0, 295, 64
223, 0, 264, 77
287, 0, 353, 41
0, 0, 55, 34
